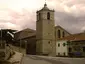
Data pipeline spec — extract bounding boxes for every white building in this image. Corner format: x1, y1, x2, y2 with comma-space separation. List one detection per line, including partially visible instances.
56, 40, 68, 56
56, 32, 85, 57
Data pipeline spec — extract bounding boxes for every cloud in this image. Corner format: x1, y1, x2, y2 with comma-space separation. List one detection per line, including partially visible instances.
55, 11, 85, 34
0, 22, 21, 30
0, 0, 85, 34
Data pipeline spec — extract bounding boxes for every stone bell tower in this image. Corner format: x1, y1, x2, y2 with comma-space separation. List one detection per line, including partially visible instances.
36, 3, 56, 56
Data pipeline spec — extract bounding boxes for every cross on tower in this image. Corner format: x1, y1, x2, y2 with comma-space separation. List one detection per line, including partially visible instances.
45, 0, 46, 4
44, 0, 47, 7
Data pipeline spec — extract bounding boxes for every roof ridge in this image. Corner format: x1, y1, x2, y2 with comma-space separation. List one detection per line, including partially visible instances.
55, 25, 71, 35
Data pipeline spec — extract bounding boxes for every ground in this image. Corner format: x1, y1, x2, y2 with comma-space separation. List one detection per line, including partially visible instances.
21, 55, 85, 64
8, 51, 23, 64
8, 45, 85, 64
7, 51, 85, 64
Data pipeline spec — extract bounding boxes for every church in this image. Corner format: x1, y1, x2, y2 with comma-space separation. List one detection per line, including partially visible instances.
14, 3, 71, 56
0, 2, 85, 60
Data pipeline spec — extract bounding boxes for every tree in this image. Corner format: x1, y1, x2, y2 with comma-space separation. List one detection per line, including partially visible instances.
0, 29, 17, 44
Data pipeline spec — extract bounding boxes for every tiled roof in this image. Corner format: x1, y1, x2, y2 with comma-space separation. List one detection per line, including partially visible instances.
55, 25, 71, 35
58, 33, 85, 41
14, 28, 36, 39
37, 3, 54, 12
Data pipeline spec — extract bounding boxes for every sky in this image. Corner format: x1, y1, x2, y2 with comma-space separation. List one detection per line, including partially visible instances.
0, 0, 85, 34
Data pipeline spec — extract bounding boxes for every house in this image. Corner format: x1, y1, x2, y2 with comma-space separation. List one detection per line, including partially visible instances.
14, 28, 36, 55
56, 32, 85, 57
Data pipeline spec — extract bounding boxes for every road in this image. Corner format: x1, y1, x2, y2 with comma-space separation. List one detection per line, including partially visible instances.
21, 55, 85, 64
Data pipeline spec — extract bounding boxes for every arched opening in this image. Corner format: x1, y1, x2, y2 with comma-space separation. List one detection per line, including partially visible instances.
39, 13, 41, 20
47, 12, 50, 20
62, 31, 65, 37
58, 30, 61, 38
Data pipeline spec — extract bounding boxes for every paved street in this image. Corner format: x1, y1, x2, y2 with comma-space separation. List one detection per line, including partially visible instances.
21, 55, 85, 64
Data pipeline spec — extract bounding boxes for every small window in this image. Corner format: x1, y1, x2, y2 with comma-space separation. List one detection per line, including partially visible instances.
83, 47, 85, 52
58, 43, 60, 47
63, 52, 66, 56
67, 41, 70, 45
63, 43, 66, 46
62, 31, 65, 37
58, 53, 60, 56
39, 13, 41, 20
69, 47, 72, 52
58, 30, 61, 38
47, 12, 50, 20
48, 41, 50, 44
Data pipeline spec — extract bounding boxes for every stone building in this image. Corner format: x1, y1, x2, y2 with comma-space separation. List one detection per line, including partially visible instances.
14, 3, 71, 56
55, 26, 71, 40
14, 28, 36, 55
36, 3, 56, 56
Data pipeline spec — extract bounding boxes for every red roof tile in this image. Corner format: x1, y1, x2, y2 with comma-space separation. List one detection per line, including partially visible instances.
58, 33, 85, 41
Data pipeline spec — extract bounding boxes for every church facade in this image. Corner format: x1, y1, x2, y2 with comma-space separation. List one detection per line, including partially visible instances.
36, 3, 71, 56
14, 3, 71, 56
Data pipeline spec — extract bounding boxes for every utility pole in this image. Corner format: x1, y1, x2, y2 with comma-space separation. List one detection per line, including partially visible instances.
20, 39, 21, 52
25, 40, 27, 54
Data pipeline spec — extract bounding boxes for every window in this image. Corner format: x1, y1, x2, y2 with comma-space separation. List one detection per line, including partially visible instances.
62, 31, 65, 37
67, 41, 70, 45
58, 53, 60, 56
58, 30, 61, 38
39, 13, 41, 20
48, 41, 50, 44
58, 43, 60, 47
63, 52, 66, 56
63, 43, 66, 46
37, 14, 38, 20
69, 47, 72, 52
83, 47, 85, 52
47, 12, 50, 20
